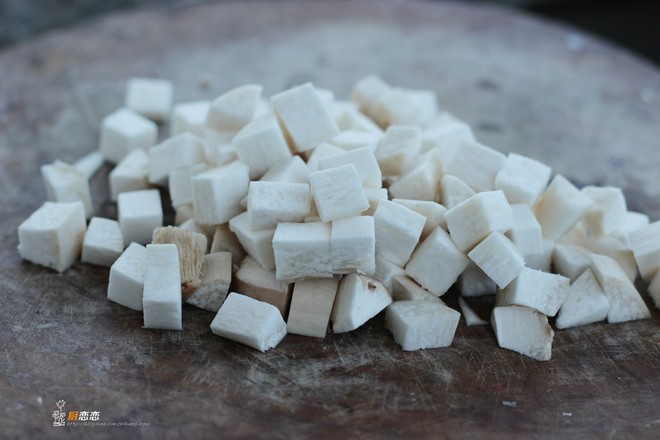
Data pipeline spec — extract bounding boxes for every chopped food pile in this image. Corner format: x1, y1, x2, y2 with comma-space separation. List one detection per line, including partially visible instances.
17, 76, 659, 360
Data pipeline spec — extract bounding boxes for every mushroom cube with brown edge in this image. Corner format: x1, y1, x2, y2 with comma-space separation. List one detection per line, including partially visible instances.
287, 277, 339, 338
491, 305, 554, 361
152, 226, 207, 299
233, 256, 291, 317
186, 252, 232, 312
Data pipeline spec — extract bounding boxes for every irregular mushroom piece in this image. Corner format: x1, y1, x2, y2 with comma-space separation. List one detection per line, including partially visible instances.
374, 255, 405, 293
555, 269, 609, 329
186, 252, 232, 312
391, 275, 445, 304
152, 226, 208, 298
491, 305, 554, 361
210, 293, 287, 352
458, 297, 488, 326
628, 221, 660, 281
228, 212, 276, 271
385, 300, 460, 350
332, 273, 392, 333
458, 262, 497, 297
590, 254, 650, 324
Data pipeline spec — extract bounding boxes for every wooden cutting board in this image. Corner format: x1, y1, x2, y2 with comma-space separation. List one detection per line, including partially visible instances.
1, 1, 659, 438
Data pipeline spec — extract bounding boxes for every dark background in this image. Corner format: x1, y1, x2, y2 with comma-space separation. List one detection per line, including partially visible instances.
1, 0, 659, 67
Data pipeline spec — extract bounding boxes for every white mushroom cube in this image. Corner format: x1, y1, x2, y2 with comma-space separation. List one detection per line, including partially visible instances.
100, 107, 157, 164
261, 156, 310, 184
329, 130, 382, 152
525, 239, 554, 272
125, 77, 173, 122
271, 82, 340, 152
458, 262, 497, 297
350, 75, 391, 116
628, 221, 660, 280
440, 174, 475, 210
81, 217, 123, 267
374, 200, 426, 267
192, 161, 250, 225
494, 153, 552, 206
385, 300, 460, 351
142, 244, 182, 330
376, 125, 421, 176
305, 142, 346, 172
374, 255, 405, 293
17, 201, 86, 273
555, 269, 609, 329
171, 100, 210, 137
233, 256, 291, 316
73, 151, 104, 180
186, 252, 232, 312
232, 113, 292, 179
468, 232, 524, 289
41, 160, 93, 219
287, 278, 339, 338
442, 140, 505, 192
109, 149, 150, 202
331, 273, 392, 333
309, 164, 369, 222
206, 84, 262, 132
588, 235, 638, 282
107, 242, 147, 310
388, 160, 439, 201
330, 216, 376, 275
169, 163, 207, 208
497, 267, 570, 317
272, 222, 332, 280
117, 189, 163, 246
210, 293, 287, 352
506, 204, 543, 256
552, 243, 592, 282
148, 133, 206, 185
613, 211, 649, 247
247, 181, 311, 230
590, 254, 650, 323
319, 146, 382, 188
444, 190, 513, 253
391, 275, 444, 304
491, 305, 554, 361
581, 186, 627, 236
364, 187, 388, 216
228, 212, 275, 270
534, 175, 593, 240
392, 199, 447, 240
405, 227, 469, 296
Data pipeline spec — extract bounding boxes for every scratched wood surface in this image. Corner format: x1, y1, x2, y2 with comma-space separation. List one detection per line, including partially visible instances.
1, 1, 660, 438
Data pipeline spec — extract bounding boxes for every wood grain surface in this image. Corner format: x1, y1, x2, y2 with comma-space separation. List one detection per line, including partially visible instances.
1, 1, 659, 438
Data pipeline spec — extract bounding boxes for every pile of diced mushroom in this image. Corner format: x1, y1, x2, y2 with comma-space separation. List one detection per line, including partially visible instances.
17, 76, 659, 360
